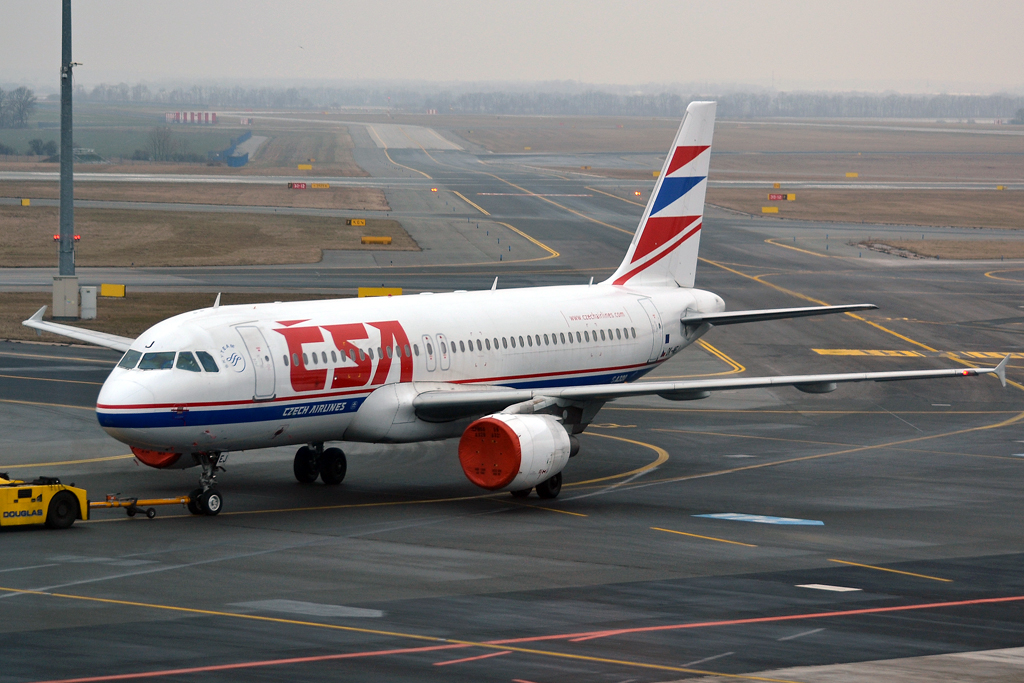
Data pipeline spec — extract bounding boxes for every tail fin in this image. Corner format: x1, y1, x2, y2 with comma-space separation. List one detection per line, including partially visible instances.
606, 101, 716, 288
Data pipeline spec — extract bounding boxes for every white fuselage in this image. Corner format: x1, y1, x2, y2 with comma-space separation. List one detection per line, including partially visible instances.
96, 283, 724, 454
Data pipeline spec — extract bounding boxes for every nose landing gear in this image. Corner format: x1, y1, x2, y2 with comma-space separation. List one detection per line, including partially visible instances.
188, 452, 225, 516
293, 443, 347, 485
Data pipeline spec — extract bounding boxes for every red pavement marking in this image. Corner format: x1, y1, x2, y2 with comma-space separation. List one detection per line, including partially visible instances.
492, 595, 1024, 644
433, 650, 513, 666
29, 595, 1024, 682
28, 643, 465, 683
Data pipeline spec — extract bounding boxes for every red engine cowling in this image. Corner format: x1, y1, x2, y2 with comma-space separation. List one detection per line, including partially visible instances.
131, 446, 188, 469
458, 414, 571, 491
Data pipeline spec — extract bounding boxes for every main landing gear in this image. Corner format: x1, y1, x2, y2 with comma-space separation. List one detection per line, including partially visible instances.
187, 452, 225, 516
510, 472, 563, 500
293, 443, 347, 485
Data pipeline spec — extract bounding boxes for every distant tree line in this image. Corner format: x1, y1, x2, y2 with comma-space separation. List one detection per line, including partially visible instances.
0, 86, 37, 128
54, 81, 1024, 120
132, 126, 206, 162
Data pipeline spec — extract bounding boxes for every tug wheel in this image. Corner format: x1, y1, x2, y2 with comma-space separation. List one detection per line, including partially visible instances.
45, 491, 78, 529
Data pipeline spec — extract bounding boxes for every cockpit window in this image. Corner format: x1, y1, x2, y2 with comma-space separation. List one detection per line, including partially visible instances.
117, 349, 142, 369
175, 352, 202, 372
196, 351, 219, 373
138, 352, 176, 370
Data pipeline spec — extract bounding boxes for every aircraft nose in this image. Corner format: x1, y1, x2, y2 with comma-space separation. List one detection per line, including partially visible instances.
97, 375, 156, 407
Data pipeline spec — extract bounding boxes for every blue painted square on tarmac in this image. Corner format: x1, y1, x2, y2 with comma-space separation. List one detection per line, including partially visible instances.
694, 513, 824, 526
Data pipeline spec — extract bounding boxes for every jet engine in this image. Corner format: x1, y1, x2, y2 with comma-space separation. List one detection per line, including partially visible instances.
458, 414, 571, 491
131, 447, 193, 469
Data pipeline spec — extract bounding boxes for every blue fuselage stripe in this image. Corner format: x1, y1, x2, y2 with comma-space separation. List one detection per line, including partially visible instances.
96, 367, 656, 430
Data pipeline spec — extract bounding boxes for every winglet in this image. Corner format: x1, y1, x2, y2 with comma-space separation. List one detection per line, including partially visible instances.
28, 305, 47, 322
490, 277, 497, 291
213, 293, 221, 308
995, 354, 1009, 388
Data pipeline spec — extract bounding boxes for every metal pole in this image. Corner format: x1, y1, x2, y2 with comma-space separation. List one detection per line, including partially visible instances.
59, 0, 75, 276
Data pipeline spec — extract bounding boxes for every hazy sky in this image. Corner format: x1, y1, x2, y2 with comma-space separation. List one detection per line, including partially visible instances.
2, 0, 1021, 93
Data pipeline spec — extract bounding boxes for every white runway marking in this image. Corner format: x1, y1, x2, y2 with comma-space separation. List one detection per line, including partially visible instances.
797, 584, 862, 592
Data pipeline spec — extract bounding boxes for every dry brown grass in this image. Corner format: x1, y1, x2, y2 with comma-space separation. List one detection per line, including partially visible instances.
860, 240, 1024, 260
1, 292, 348, 344
706, 188, 1024, 230
245, 129, 367, 177
0, 206, 417, 267
0, 181, 389, 211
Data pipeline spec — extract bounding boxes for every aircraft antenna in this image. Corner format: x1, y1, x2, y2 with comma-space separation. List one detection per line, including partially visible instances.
490, 277, 498, 291
213, 293, 221, 308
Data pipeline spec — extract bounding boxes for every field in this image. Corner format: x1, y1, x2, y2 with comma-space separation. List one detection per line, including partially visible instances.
705, 188, 1024, 230
0, 181, 389, 211
0, 206, 415, 267
859, 239, 1024, 260
0, 291, 349, 344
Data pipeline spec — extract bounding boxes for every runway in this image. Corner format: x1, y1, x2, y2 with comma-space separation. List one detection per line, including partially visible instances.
2, 126, 1024, 682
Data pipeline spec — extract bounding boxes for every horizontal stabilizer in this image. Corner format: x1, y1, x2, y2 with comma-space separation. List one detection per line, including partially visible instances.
22, 306, 134, 352
682, 303, 877, 328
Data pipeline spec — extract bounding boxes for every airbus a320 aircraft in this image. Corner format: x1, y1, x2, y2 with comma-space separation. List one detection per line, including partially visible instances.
26, 102, 1006, 515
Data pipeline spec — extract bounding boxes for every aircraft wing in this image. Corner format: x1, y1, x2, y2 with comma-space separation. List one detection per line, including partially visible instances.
681, 303, 876, 328
22, 306, 134, 353
413, 357, 1007, 422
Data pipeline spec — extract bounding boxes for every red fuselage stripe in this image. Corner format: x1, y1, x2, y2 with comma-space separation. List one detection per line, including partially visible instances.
613, 222, 701, 286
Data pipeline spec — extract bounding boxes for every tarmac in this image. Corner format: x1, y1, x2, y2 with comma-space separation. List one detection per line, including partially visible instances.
1, 120, 1023, 682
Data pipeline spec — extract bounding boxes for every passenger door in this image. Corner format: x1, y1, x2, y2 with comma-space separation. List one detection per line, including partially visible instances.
236, 325, 277, 400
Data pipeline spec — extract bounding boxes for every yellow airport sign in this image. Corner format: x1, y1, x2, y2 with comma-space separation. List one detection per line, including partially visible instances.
358, 287, 402, 298
361, 236, 391, 245
100, 284, 126, 298
761, 206, 779, 214
996, 185, 1005, 190
653, 171, 660, 177
524, 147, 531, 151
310, 183, 330, 189
773, 182, 781, 189
21, 198, 29, 206
297, 164, 313, 170
846, 172, 859, 178
347, 219, 367, 227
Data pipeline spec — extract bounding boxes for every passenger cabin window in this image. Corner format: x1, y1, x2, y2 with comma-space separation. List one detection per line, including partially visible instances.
560, 333, 566, 344
460, 340, 466, 352
616, 329, 622, 340
291, 353, 299, 366
485, 338, 491, 350
426, 342, 433, 355
527, 336, 533, 347
414, 344, 420, 356
176, 352, 202, 372
405, 344, 411, 357
476, 339, 483, 351
117, 349, 142, 369
139, 352, 175, 370
196, 351, 219, 372
631, 327, 636, 338
283, 355, 289, 366
502, 337, 508, 349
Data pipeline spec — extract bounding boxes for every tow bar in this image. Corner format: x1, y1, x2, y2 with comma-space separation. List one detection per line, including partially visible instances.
89, 493, 192, 519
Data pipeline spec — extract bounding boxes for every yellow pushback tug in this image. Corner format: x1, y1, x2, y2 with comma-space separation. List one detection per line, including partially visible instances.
0, 474, 89, 529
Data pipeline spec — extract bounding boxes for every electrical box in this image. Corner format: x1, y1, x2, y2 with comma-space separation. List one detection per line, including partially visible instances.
80, 286, 97, 319
52, 276, 78, 319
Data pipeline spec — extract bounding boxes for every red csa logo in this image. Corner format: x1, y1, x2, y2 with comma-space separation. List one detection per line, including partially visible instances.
274, 320, 412, 393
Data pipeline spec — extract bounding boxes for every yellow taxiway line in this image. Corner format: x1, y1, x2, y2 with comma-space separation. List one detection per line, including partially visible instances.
828, 559, 952, 583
